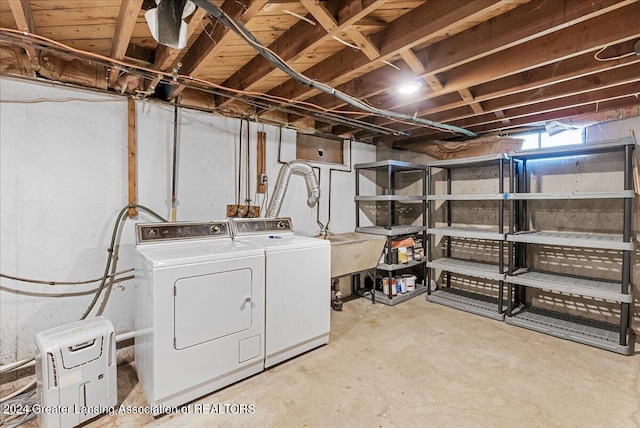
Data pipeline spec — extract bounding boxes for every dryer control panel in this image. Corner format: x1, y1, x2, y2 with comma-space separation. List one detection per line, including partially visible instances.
232, 218, 293, 236
136, 221, 231, 244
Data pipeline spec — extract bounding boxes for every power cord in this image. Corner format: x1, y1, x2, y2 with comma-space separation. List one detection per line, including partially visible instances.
0, 387, 37, 426
0, 203, 167, 406
80, 204, 166, 320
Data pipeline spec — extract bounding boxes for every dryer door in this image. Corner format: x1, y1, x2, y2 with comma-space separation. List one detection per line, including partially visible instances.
174, 269, 253, 349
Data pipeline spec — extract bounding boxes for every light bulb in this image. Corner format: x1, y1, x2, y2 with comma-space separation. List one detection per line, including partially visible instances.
396, 81, 422, 94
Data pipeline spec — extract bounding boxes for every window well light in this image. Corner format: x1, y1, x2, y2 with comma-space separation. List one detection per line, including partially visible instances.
396, 81, 422, 94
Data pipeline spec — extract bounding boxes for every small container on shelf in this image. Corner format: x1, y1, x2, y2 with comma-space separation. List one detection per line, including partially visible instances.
354, 160, 428, 305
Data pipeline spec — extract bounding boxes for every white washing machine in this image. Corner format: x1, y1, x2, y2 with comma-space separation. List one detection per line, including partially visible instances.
231, 218, 331, 368
134, 221, 265, 411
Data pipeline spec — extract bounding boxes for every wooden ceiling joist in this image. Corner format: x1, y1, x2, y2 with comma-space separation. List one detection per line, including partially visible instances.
398, 49, 444, 92
458, 88, 484, 114
214, 0, 385, 108
328, 1, 640, 136
352, 61, 640, 140
0, 0, 637, 143
167, 0, 268, 100
385, 81, 640, 144
302, 0, 380, 60
440, 3, 640, 96
108, 0, 144, 87
344, 29, 380, 60
154, 7, 208, 70
7, 0, 39, 74
398, 94, 640, 145
332, 48, 640, 137
265, 0, 529, 104
310, 0, 638, 114
147, 7, 209, 94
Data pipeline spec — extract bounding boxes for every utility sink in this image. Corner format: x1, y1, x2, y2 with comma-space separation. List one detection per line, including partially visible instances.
326, 232, 386, 278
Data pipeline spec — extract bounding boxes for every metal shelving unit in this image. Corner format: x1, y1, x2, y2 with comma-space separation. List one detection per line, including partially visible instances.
507, 231, 633, 251
354, 160, 428, 305
426, 153, 508, 320
506, 137, 636, 355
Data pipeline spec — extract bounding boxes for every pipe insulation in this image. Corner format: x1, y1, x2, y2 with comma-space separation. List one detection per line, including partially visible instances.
267, 160, 320, 218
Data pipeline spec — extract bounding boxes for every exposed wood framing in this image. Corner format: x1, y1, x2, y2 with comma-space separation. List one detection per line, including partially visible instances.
494, 110, 510, 125
330, 2, 640, 137
155, 7, 208, 69
386, 82, 640, 144
315, 0, 637, 116
332, 40, 640, 136
7, 0, 39, 74
267, 0, 527, 103
147, 7, 208, 94
1, 0, 638, 145
398, 49, 441, 91
216, 0, 385, 107
256, 131, 266, 194
303, 1, 380, 59
128, 99, 138, 219
108, 0, 144, 87
458, 88, 484, 114
167, 0, 268, 99
301, 0, 337, 31
345, 29, 380, 60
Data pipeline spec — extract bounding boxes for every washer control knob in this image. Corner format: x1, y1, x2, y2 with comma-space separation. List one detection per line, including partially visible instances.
210, 224, 221, 234
277, 221, 286, 229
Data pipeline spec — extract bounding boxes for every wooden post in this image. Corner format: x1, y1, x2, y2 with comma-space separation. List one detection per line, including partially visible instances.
256, 131, 267, 194
128, 99, 138, 218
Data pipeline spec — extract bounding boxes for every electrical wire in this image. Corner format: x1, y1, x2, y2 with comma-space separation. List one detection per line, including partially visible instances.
333, 35, 360, 50
0, 358, 33, 375
0, 388, 37, 427
236, 119, 243, 207
382, 60, 401, 71
80, 204, 167, 320
1, 27, 470, 136
593, 45, 636, 62
0, 204, 167, 407
0, 269, 133, 286
245, 118, 251, 213
0, 379, 36, 404
282, 10, 316, 26
189, 0, 477, 138
0, 27, 379, 118
0, 29, 407, 137
170, 101, 180, 222
0, 97, 120, 104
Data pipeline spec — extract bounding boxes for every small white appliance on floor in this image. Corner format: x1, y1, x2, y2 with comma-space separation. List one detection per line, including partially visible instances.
35, 316, 116, 428
134, 221, 265, 411
231, 218, 331, 368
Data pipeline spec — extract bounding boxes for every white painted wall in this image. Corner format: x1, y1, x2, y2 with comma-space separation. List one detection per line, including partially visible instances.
586, 116, 639, 142
0, 77, 375, 364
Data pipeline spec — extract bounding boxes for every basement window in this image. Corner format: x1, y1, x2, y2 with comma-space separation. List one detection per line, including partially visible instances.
513, 128, 585, 150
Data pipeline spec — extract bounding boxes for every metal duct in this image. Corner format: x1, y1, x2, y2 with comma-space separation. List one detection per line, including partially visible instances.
266, 160, 320, 218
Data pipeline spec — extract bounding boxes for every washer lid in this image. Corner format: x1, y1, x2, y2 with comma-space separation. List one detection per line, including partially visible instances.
240, 233, 330, 251
136, 239, 263, 267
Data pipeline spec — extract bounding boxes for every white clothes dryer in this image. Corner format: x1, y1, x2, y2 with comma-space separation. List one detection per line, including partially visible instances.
231, 218, 331, 368
134, 221, 265, 411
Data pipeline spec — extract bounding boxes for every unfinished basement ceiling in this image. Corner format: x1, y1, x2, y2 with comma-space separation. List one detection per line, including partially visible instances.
0, 0, 638, 147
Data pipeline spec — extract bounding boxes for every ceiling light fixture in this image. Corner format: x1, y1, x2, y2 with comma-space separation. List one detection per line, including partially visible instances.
396, 81, 422, 94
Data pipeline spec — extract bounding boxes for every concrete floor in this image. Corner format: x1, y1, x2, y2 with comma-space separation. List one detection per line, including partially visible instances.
21, 297, 640, 427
